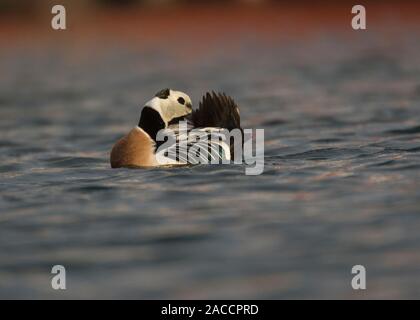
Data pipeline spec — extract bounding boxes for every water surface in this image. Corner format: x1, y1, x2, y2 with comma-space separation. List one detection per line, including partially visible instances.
1, 29, 420, 299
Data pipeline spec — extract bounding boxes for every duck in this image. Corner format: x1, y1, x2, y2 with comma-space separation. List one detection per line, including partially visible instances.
110, 88, 242, 168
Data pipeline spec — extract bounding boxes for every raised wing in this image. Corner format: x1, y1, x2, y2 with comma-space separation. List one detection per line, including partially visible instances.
189, 92, 243, 158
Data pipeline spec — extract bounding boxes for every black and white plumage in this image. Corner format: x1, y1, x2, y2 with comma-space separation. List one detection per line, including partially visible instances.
110, 89, 242, 168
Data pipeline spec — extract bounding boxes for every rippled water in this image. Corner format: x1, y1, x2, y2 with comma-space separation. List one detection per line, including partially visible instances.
1, 31, 420, 298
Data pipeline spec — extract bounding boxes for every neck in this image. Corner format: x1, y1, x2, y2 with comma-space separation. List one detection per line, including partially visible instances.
138, 107, 165, 141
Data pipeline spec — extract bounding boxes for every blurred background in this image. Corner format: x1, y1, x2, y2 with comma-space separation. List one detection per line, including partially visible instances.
1, 0, 420, 299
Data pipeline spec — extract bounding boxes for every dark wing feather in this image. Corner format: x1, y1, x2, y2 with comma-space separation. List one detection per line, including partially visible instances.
189, 92, 243, 158
190, 92, 241, 131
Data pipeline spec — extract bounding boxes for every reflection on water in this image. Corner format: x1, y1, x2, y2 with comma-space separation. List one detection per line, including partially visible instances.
1, 30, 420, 299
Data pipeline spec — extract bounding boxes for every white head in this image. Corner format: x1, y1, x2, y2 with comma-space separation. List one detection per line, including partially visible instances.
144, 88, 192, 125
138, 88, 193, 140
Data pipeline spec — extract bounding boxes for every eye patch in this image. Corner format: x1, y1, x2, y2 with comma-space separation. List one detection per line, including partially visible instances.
177, 97, 185, 105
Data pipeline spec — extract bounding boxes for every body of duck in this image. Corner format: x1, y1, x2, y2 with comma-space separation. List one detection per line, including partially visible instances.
110, 89, 242, 168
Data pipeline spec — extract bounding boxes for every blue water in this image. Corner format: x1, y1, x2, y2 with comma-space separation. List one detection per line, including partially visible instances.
1, 32, 420, 298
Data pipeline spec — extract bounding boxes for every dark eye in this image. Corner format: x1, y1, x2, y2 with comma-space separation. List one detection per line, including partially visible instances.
177, 97, 185, 105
